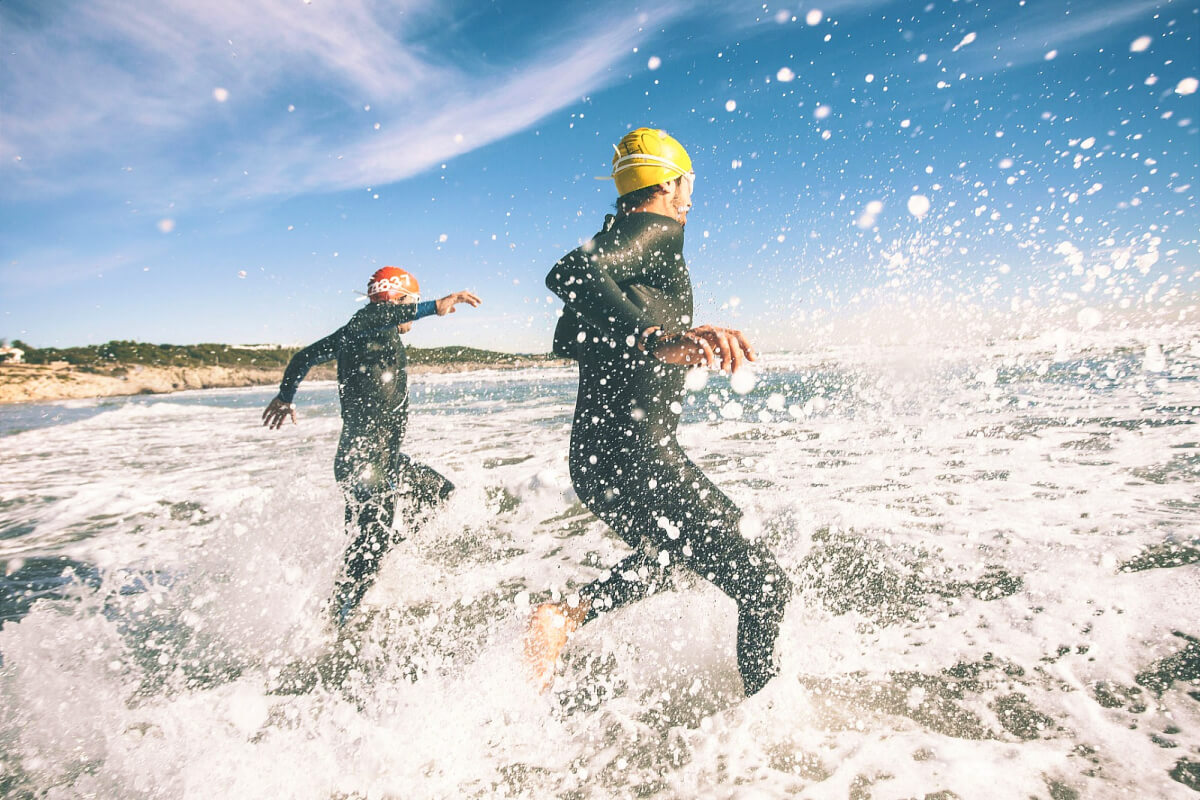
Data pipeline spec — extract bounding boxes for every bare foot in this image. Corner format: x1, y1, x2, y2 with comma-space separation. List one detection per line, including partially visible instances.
524, 602, 581, 692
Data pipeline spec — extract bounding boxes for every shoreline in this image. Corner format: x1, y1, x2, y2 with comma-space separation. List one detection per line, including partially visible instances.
0, 360, 563, 406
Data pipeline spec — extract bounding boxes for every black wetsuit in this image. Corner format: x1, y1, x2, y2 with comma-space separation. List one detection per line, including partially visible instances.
547, 212, 792, 696
278, 300, 454, 623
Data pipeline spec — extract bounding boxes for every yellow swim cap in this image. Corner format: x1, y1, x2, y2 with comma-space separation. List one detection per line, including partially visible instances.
608, 128, 693, 195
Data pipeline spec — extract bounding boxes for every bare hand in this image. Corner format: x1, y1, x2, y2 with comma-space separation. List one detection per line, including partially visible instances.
435, 290, 482, 316
650, 325, 757, 373
262, 396, 297, 430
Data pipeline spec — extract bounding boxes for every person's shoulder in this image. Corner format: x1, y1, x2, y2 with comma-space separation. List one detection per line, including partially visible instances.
613, 212, 683, 254
340, 302, 395, 335
566, 212, 681, 262
350, 302, 389, 321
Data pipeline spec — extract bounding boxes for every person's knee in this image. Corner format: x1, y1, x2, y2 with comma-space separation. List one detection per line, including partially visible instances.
759, 545, 793, 607
568, 468, 616, 516
762, 568, 792, 621
734, 548, 792, 621
396, 465, 454, 508
567, 457, 597, 499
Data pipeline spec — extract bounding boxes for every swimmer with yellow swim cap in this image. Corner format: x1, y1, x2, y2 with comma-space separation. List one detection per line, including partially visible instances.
528, 128, 792, 698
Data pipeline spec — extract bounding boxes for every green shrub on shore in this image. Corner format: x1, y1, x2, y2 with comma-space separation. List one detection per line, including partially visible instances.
9, 340, 553, 368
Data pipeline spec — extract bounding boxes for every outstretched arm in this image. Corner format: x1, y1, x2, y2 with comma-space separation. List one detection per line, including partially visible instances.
263, 291, 481, 430
350, 292, 480, 332
434, 291, 482, 315
263, 332, 339, 429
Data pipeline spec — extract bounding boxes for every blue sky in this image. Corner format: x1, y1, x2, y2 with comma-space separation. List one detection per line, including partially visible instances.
2, 0, 1197, 353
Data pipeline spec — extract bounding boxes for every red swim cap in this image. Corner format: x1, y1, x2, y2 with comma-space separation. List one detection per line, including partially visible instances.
367, 266, 420, 303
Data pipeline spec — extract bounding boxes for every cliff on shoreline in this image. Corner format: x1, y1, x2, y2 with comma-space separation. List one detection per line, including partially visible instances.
0, 359, 561, 405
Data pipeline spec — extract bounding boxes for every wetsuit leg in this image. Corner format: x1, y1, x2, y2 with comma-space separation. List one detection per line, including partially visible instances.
392, 454, 455, 521
333, 490, 391, 618
573, 437, 792, 696
331, 441, 454, 625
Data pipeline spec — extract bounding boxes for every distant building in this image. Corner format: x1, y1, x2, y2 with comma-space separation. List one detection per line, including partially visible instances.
0, 346, 24, 364
231, 344, 284, 351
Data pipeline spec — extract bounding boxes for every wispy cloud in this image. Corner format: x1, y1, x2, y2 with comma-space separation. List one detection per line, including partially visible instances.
0, 0, 691, 203
0, 242, 159, 292
245, 17, 680, 196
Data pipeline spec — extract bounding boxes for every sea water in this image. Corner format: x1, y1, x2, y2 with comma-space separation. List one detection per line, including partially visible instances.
1, 328, 1197, 799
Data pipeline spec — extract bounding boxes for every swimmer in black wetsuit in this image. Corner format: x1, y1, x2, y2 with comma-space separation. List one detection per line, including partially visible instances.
263, 267, 481, 626
525, 128, 792, 697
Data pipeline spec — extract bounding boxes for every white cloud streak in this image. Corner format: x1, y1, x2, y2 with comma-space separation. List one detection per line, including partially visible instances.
249, 18, 675, 196
1, 0, 687, 202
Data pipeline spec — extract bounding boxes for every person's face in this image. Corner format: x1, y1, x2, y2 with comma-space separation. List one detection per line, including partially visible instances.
667, 171, 695, 225
393, 294, 417, 333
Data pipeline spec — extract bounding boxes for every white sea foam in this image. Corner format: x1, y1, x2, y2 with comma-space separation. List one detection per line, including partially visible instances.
0, 329, 1197, 797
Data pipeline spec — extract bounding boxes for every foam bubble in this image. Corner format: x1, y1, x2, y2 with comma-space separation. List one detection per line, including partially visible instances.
684, 368, 709, 391
1077, 307, 1102, 330
951, 32, 976, 52
729, 368, 757, 395
907, 194, 931, 217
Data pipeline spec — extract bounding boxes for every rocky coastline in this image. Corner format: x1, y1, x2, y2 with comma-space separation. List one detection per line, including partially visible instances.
0, 360, 558, 405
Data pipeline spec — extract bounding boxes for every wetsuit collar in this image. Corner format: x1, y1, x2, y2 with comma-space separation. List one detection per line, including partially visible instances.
615, 210, 684, 230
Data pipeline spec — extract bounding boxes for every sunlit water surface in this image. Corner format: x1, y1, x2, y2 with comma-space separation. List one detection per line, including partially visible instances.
1, 329, 1198, 798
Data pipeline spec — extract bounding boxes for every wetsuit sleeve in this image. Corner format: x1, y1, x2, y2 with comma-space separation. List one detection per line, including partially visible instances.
277, 302, 434, 402
546, 226, 670, 345
277, 332, 340, 403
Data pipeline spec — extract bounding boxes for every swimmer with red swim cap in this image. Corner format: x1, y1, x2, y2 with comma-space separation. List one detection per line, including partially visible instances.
264, 268, 480, 627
